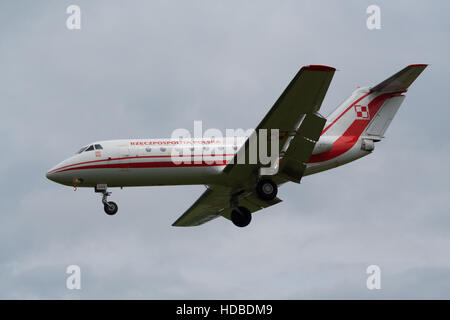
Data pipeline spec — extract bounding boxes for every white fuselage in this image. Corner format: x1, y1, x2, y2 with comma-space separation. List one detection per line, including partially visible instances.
46, 134, 370, 188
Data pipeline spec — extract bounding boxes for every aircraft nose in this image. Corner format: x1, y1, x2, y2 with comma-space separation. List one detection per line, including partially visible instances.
46, 160, 75, 186
46, 162, 62, 182
46, 170, 56, 182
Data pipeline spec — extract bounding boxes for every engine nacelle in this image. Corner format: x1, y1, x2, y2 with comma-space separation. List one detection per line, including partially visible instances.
361, 139, 375, 152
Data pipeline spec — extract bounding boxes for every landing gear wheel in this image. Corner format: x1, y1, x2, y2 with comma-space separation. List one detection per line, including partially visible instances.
104, 201, 118, 215
231, 206, 251, 227
97, 186, 119, 216
256, 179, 278, 201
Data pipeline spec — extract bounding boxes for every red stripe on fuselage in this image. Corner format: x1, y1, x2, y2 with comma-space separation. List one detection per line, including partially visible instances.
49, 153, 235, 174
53, 160, 229, 174
321, 92, 372, 135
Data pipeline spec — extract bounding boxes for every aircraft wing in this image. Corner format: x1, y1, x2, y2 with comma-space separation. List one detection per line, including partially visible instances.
223, 64, 335, 183
172, 65, 335, 226
172, 185, 282, 226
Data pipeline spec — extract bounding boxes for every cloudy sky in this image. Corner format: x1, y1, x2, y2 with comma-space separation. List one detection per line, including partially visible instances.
0, 0, 449, 299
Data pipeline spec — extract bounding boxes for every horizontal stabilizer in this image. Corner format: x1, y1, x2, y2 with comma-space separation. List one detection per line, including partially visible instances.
371, 64, 427, 93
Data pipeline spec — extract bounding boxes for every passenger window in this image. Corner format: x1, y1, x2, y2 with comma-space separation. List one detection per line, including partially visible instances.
85, 145, 94, 151
94, 144, 103, 150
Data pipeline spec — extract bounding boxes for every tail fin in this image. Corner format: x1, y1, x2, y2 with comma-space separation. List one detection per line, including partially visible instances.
310, 65, 427, 163
322, 64, 427, 140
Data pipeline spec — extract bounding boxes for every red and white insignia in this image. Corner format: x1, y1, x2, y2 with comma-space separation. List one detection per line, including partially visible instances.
355, 105, 370, 120
95, 151, 101, 158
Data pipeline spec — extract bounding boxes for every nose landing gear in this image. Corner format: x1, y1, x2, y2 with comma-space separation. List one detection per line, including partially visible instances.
102, 192, 118, 215
95, 184, 118, 216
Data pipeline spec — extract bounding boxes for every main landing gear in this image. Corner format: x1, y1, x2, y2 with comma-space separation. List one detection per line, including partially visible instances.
256, 179, 278, 201
231, 206, 252, 227
229, 179, 278, 228
95, 184, 118, 216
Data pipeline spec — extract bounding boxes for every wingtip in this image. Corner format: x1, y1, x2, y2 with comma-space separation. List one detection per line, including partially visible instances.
408, 63, 428, 68
302, 64, 336, 72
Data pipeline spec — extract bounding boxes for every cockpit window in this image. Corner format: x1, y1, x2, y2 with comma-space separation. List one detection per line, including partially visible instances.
77, 146, 88, 154
85, 145, 94, 151
94, 144, 103, 150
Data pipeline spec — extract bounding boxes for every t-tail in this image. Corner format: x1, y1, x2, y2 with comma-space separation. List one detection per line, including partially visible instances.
305, 64, 427, 175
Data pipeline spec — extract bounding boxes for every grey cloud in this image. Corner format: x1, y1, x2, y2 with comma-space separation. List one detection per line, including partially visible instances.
0, 0, 449, 298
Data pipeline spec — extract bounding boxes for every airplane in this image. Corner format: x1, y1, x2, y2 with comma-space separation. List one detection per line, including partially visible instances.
46, 64, 427, 227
